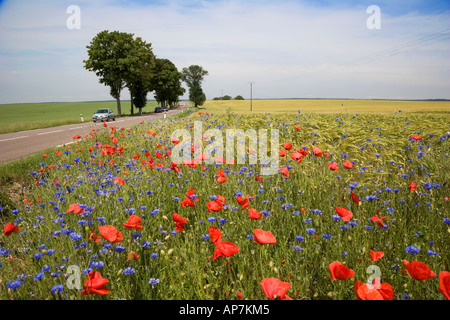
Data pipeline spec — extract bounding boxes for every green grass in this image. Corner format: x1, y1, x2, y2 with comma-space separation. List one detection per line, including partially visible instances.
0, 103, 449, 301
0, 101, 159, 134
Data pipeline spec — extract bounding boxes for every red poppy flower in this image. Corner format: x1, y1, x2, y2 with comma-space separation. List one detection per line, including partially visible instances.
328, 162, 339, 172
213, 241, 240, 260
354, 280, 394, 300
403, 260, 436, 280
253, 229, 277, 245
82, 270, 110, 296
290, 152, 303, 163
127, 251, 140, 261
216, 195, 226, 205
409, 181, 418, 192
65, 203, 85, 215
370, 215, 386, 228
280, 167, 289, 178
216, 170, 227, 183
4, 222, 19, 236
207, 200, 224, 212
299, 148, 308, 156
208, 226, 222, 244
89, 230, 101, 243
283, 142, 293, 150
122, 214, 143, 231
98, 225, 124, 243
351, 192, 360, 205
369, 250, 384, 261
172, 213, 188, 232
334, 207, 353, 222
438, 271, 450, 300
279, 150, 287, 157
248, 208, 262, 220
312, 146, 322, 157
236, 195, 250, 209
294, 125, 301, 130
255, 175, 264, 182
113, 177, 125, 186
181, 197, 196, 208
343, 160, 354, 169
237, 291, 242, 299
410, 135, 422, 140
328, 261, 355, 280
260, 278, 291, 300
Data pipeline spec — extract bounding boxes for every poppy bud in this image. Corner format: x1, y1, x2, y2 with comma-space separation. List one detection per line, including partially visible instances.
168, 249, 174, 255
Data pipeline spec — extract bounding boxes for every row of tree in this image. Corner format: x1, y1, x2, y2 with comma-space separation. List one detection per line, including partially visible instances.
83, 30, 208, 116
213, 95, 244, 100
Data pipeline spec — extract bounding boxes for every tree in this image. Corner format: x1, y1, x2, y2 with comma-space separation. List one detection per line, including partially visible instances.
234, 95, 245, 100
222, 95, 232, 100
84, 30, 137, 117
181, 65, 208, 108
123, 37, 155, 115
149, 58, 185, 109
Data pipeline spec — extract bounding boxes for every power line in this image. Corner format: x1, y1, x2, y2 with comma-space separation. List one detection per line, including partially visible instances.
260, 28, 450, 84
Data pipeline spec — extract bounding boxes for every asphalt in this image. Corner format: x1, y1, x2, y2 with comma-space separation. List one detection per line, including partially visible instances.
0, 101, 190, 164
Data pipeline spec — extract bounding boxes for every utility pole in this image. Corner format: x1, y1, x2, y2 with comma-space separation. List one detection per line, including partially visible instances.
249, 81, 254, 111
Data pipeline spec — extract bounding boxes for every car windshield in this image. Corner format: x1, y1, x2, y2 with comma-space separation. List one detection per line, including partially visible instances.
95, 109, 108, 113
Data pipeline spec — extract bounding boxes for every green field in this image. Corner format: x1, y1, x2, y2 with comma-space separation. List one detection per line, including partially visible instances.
0, 101, 158, 134
203, 99, 450, 114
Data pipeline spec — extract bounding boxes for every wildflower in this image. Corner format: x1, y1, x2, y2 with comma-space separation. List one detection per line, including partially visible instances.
208, 226, 222, 244
405, 245, 420, 255
370, 250, 384, 261
50, 284, 64, 294
354, 280, 394, 300
122, 267, 135, 275
334, 207, 353, 222
6, 280, 22, 290
122, 214, 143, 231
260, 278, 292, 300
253, 229, 277, 245
248, 208, 262, 220
438, 271, 450, 300
82, 270, 110, 295
98, 225, 124, 243
403, 260, 436, 280
213, 241, 240, 260
328, 261, 355, 280
4, 223, 20, 236
149, 278, 160, 288
293, 246, 302, 252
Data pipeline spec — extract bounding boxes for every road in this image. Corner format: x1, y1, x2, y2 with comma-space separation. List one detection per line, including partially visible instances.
0, 102, 190, 164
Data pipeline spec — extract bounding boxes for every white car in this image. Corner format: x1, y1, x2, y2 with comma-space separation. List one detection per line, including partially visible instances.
93, 108, 115, 122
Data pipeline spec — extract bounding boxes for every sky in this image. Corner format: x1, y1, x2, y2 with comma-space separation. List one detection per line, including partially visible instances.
0, 0, 449, 104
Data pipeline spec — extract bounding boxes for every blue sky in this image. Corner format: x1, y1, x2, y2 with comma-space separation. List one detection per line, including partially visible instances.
0, 0, 449, 104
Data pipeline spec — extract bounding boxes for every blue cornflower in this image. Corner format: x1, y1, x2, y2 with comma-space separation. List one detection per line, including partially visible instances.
123, 267, 135, 275
322, 234, 332, 240
34, 253, 43, 260
207, 217, 216, 223
296, 236, 305, 242
114, 246, 126, 253
33, 272, 45, 281
443, 218, 450, 224
42, 265, 51, 273
405, 245, 420, 255
306, 228, 316, 235
151, 253, 158, 259
201, 234, 210, 241
6, 280, 22, 290
50, 284, 64, 293
149, 278, 160, 288
332, 215, 341, 221
69, 232, 82, 241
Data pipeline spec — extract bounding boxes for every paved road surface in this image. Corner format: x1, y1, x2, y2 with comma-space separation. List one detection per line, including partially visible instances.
0, 102, 189, 164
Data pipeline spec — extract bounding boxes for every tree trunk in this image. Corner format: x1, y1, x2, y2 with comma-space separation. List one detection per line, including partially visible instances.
116, 98, 122, 117
130, 90, 134, 115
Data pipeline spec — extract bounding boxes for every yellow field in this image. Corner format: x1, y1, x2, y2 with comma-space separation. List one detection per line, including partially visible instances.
203, 99, 450, 114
